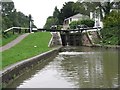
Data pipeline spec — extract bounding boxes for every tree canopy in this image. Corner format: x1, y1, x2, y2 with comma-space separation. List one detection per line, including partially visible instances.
44, 1, 95, 28
1, 1, 36, 31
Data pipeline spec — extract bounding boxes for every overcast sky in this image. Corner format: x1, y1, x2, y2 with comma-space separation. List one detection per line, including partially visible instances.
12, 0, 78, 28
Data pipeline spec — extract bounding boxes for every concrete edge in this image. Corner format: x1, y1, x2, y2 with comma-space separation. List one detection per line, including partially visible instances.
1, 46, 62, 87
2, 47, 61, 73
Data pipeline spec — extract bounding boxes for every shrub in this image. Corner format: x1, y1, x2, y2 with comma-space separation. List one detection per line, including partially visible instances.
101, 11, 120, 45
80, 19, 95, 27
69, 21, 79, 29
69, 19, 94, 29
103, 11, 120, 28
101, 27, 119, 45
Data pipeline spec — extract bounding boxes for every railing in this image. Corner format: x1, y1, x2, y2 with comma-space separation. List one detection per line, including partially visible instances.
2, 27, 30, 38
3, 27, 29, 33
37, 27, 101, 33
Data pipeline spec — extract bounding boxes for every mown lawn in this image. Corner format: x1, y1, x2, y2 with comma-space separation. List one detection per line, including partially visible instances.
2, 32, 52, 69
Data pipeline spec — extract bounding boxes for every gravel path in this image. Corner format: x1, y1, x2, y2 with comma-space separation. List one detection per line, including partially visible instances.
0, 33, 30, 52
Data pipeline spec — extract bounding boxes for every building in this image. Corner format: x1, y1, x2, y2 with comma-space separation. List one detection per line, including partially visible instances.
90, 11, 103, 28
62, 13, 89, 30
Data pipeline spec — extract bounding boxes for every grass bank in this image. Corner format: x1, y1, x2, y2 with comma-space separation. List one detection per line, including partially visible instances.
2, 32, 52, 69
0, 34, 19, 47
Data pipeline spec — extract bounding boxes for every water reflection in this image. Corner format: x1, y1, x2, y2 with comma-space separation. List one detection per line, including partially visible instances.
7, 47, 119, 88
58, 51, 105, 88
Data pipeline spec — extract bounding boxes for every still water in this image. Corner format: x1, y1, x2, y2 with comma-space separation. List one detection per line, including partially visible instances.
7, 46, 119, 88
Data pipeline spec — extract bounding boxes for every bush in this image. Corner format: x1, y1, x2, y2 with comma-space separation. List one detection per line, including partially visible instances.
69, 21, 78, 29
101, 27, 119, 45
101, 11, 120, 45
69, 19, 94, 29
103, 11, 120, 28
80, 19, 95, 27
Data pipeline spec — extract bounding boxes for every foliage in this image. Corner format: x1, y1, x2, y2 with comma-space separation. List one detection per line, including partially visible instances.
1, 1, 36, 31
2, 32, 52, 68
80, 19, 95, 27
79, 0, 118, 20
69, 19, 94, 29
101, 11, 120, 45
44, 16, 58, 29
103, 11, 120, 27
44, 1, 97, 27
69, 21, 80, 29
101, 27, 119, 45
52, 7, 60, 25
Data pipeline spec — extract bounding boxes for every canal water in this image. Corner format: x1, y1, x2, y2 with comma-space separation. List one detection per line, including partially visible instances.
7, 46, 119, 88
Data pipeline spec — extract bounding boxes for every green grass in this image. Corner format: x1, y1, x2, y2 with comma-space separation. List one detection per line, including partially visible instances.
2, 32, 52, 69
0, 34, 19, 47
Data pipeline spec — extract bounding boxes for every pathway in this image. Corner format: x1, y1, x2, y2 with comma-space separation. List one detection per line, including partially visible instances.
0, 33, 30, 52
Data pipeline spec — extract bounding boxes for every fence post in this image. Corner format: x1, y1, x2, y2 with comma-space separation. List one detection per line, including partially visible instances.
18, 28, 21, 34
13, 28, 15, 35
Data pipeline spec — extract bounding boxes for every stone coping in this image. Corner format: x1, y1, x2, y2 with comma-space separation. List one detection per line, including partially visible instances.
1, 46, 62, 77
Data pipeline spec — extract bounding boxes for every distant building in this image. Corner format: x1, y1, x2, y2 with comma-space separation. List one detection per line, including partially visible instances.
62, 13, 89, 30
90, 11, 103, 28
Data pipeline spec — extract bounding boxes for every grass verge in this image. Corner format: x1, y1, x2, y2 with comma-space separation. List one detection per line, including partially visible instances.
2, 32, 52, 69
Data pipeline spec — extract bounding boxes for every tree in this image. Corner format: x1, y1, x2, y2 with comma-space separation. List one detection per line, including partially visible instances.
57, 1, 92, 25
44, 16, 58, 29
78, 0, 118, 19
2, 1, 15, 17
101, 11, 120, 45
53, 6, 60, 18
1, 0, 36, 31
53, 6, 60, 25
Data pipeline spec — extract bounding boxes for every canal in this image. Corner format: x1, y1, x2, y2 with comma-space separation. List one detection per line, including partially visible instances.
7, 46, 119, 88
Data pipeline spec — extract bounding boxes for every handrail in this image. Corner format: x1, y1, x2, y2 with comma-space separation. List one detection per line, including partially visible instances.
3, 27, 29, 33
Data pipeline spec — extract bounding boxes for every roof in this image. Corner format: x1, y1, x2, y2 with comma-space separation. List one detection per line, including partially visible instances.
65, 13, 89, 20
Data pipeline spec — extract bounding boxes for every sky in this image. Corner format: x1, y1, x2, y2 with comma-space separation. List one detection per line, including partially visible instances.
12, 0, 78, 28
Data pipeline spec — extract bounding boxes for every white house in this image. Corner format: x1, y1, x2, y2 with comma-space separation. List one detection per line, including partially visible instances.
62, 13, 89, 30
90, 11, 103, 28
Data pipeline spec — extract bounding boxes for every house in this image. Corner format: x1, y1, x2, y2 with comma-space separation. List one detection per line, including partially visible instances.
62, 13, 89, 30
90, 11, 103, 28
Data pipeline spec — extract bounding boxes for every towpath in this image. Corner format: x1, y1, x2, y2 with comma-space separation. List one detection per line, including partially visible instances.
0, 33, 30, 52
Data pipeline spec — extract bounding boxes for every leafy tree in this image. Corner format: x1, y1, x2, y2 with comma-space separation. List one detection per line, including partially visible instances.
78, 0, 118, 19
103, 11, 120, 27
53, 6, 60, 18
44, 16, 58, 29
101, 11, 120, 45
53, 6, 60, 25
1, 1, 15, 17
60, 2, 75, 19
1, 1, 36, 31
